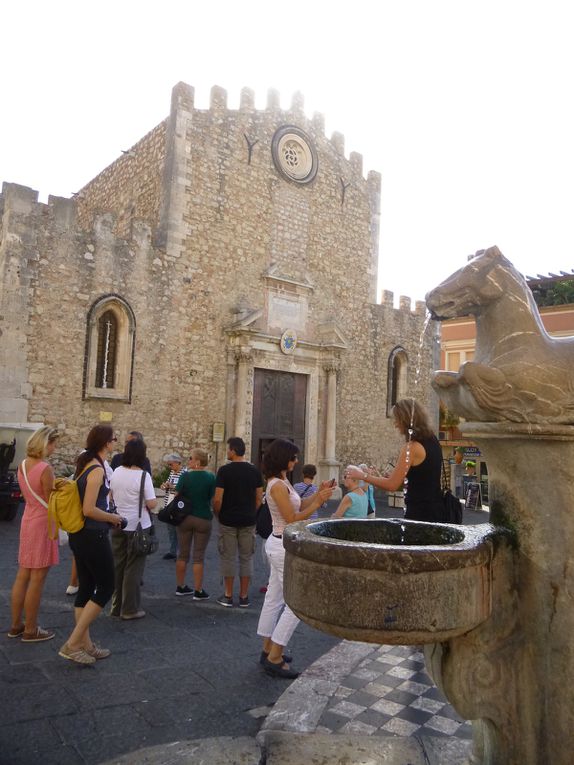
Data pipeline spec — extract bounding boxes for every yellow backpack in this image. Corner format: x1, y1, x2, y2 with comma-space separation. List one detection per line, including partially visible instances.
47, 468, 91, 538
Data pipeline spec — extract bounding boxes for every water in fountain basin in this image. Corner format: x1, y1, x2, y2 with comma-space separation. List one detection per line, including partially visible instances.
308, 518, 464, 546
402, 311, 434, 513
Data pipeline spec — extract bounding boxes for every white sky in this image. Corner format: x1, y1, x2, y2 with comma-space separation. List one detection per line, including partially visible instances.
2, 1, 573, 301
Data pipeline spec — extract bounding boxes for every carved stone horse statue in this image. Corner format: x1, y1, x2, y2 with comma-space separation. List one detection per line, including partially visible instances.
426, 245, 574, 423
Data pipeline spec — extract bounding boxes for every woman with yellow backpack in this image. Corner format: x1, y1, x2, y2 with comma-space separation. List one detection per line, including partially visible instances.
58, 425, 124, 665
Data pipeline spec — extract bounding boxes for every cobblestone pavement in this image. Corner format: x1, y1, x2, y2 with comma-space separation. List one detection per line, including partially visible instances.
317, 643, 472, 740
1, 499, 486, 764
0, 507, 337, 765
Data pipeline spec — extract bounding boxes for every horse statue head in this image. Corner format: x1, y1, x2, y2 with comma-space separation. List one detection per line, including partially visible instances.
426, 246, 534, 321
426, 247, 574, 424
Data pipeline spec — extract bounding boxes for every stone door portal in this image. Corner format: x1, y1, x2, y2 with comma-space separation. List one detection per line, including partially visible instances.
251, 369, 307, 483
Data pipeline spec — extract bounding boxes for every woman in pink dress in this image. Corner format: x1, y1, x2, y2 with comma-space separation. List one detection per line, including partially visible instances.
8, 426, 60, 642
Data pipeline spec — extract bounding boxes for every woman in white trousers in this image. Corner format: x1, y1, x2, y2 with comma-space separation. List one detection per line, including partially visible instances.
257, 439, 333, 679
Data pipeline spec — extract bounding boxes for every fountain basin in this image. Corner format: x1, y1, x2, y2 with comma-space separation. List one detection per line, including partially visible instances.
284, 519, 501, 644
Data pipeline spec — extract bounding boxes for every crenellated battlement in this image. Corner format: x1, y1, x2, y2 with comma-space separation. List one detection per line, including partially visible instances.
93, 81, 376, 184
0, 182, 39, 212
0, 182, 79, 231
183, 81, 373, 179
68, 80, 381, 246
209, 84, 227, 112
379, 288, 427, 315
240, 87, 255, 111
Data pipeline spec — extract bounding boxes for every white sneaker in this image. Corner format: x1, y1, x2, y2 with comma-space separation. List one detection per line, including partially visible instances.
66, 585, 79, 595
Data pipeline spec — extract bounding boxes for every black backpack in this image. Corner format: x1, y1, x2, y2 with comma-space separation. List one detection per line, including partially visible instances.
256, 498, 273, 539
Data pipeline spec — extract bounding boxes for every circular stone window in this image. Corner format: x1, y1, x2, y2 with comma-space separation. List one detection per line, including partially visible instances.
271, 125, 318, 185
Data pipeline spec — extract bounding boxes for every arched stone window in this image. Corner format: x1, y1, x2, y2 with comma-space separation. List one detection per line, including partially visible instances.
387, 346, 408, 416
84, 295, 135, 401
95, 310, 118, 388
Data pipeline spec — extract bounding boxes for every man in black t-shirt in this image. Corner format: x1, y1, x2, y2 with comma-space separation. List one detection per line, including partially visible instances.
213, 437, 263, 608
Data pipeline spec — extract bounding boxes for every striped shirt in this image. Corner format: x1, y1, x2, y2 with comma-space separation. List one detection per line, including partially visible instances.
164, 468, 186, 507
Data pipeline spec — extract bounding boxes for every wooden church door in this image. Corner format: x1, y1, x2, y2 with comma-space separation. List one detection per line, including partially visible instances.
251, 369, 307, 483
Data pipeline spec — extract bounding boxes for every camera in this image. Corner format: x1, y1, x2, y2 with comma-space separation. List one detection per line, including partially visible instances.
109, 510, 128, 530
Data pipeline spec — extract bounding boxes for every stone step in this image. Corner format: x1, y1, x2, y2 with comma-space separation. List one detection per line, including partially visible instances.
259, 731, 472, 765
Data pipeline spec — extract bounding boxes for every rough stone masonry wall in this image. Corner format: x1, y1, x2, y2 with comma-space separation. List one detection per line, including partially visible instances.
162, 83, 433, 471
76, 121, 167, 240
0, 184, 41, 423
0, 82, 434, 473
361, 298, 435, 471
162, 86, 379, 463
323, 297, 433, 474
0, 183, 178, 467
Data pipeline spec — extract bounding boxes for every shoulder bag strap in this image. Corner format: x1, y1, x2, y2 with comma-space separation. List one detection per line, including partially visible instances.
138, 470, 146, 520
20, 460, 48, 509
300, 483, 314, 498
441, 459, 449, 492
73, 463, 100, 481
75, 464, 102, 505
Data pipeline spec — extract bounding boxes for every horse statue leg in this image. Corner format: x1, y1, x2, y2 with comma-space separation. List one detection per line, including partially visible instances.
433, 363, 514, 422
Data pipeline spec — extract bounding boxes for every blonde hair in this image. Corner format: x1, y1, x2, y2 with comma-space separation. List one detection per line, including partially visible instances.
392, 399, 434, 441
191, 448, 209, 467
26, 426, 59, 458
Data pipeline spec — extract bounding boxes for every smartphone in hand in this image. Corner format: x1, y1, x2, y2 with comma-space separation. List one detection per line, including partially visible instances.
329, 478, 337, 487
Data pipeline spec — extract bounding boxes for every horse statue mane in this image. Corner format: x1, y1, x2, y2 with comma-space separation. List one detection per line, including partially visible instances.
426, 246, 574, 424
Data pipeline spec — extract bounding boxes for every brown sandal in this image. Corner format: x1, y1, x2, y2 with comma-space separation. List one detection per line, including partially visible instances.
21, 627, 55, 643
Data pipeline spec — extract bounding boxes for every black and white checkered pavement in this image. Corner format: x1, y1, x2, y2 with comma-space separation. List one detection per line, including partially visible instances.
317, 644, 473, 739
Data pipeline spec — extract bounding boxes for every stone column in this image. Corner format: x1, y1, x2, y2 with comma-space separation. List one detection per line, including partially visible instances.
325, 365, 337, 462
234, 351, 252, 440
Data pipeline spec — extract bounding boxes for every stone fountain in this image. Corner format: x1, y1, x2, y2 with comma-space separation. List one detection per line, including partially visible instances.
284, 246, 574, 764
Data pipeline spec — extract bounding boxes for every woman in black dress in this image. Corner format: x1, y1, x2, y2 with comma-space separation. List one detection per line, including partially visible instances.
347, 399, 444, 522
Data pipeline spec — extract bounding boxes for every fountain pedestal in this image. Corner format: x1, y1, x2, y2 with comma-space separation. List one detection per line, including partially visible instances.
285, 423, 574, 764
422, 247, 574, 762
285, 248, 574, 764
429, 422, 574, 765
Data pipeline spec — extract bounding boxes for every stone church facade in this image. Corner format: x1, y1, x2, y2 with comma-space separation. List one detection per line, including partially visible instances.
0, 82, 435, 479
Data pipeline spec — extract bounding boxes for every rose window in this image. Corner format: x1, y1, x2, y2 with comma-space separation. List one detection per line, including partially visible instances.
271, 126, 318, 185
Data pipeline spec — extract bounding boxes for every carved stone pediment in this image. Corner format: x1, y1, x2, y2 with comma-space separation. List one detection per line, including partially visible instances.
317, 320, 348, 349
262, 263, 315, 295
229, 307, 263, 329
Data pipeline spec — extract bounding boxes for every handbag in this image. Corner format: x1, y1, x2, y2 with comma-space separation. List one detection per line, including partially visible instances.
256, 497, 273, 539
158, 493, 192, 526
129, 472, 159, 556
441, 460, 463, 524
